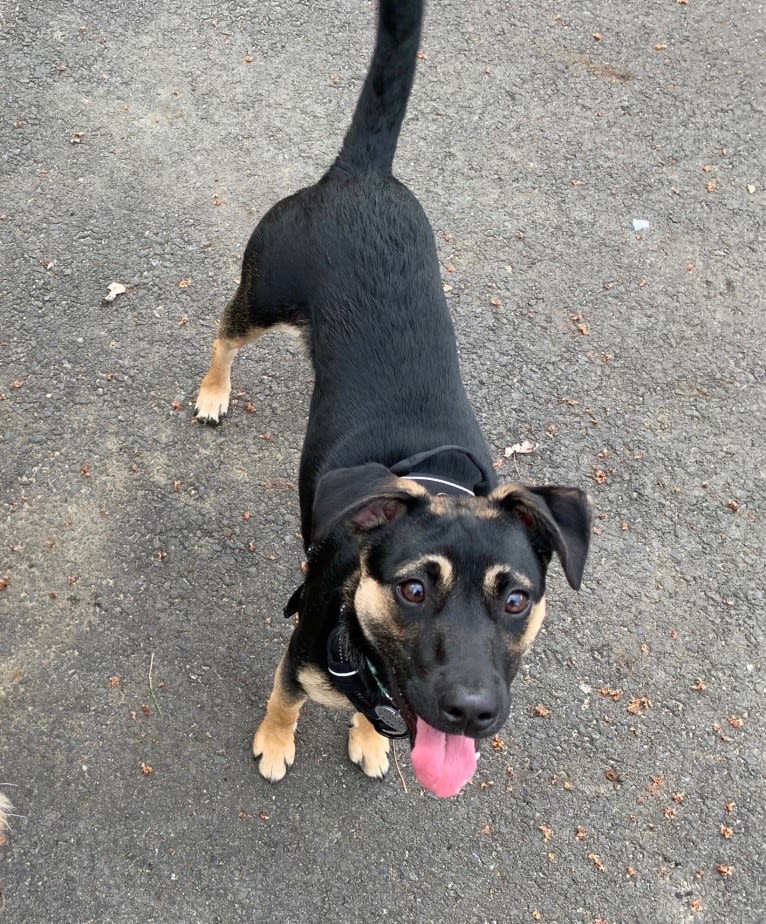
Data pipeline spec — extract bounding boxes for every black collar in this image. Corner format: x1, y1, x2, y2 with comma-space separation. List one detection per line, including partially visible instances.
389, 444, 493, 496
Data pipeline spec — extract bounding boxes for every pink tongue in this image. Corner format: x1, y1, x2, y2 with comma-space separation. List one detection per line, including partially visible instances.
411, 717, 479, 798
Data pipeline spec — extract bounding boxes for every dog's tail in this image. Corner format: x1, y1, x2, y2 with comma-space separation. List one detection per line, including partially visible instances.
332, 0, 425, 177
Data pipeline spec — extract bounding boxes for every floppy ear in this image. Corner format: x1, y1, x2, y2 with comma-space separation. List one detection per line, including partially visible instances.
311, 463, 428, 544
490, 483, 593, 590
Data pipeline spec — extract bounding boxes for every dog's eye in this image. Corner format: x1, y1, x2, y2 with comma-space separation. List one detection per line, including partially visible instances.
505, 589, 530, 616
397, 580, 426, 605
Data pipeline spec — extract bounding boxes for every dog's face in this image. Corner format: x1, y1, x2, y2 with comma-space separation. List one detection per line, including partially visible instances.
313, 464, 592, 794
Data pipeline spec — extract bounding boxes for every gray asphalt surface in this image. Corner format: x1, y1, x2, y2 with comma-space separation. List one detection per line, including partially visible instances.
1, 1, 764, 922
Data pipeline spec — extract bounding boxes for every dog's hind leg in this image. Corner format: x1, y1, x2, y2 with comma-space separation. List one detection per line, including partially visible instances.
194, 195, 313, 425
252, 653, 306, 782
193, 283, 268, 424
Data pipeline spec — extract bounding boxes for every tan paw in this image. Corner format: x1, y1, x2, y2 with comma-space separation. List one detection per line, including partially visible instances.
348, 712, 390, 778
252, 718, 296, 782
193, 382, 230, 425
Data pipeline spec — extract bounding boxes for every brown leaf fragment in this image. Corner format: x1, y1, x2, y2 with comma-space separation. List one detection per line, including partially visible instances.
716, 864, 733, 878
139, 762, 153, 776
691, 678, 707, 692
720, 824, 734, 839
627, 696, 652, 716
712, 723, 732, 742
599, 687, 622, 701
534, 703, 551, 718
588, 852, 605, 872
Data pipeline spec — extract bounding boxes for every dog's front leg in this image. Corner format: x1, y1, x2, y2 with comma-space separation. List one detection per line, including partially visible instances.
348, 712, 390, 779
252, 654, 305, 782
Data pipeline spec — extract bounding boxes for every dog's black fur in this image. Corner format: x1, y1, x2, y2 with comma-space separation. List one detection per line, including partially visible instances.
195, 0, 592, 790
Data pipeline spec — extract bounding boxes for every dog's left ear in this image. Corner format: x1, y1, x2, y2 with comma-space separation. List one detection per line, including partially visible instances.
312, 463, 428, 544
490, 483, 593, 589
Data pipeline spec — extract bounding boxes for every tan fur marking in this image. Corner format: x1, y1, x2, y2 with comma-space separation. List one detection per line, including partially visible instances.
394, 553, 455, 593
298, 665, 353, 711
354, 573, 401, 638
488, 483, 526, 502
195, 330, 266, 423
517, 597, 547, 652
395, 477, 429, 497
482, 564, 533, 600
252, 654, 305, 782
348, 712, 390, 778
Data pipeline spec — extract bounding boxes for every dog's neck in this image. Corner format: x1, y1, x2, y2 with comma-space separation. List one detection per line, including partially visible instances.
390, 444, 494, 496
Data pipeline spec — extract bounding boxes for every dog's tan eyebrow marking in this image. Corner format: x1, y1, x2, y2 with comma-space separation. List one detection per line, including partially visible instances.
393, 554, 455, 591
482, 564, 533, 598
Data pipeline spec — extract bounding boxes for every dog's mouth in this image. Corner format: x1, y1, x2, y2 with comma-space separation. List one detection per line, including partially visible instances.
394, 693, 480, 798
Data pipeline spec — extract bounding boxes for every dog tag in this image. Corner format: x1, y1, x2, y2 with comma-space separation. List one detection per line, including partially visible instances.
374, 704, 408, 737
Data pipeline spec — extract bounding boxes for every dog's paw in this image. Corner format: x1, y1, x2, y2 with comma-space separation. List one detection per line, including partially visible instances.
252, 718, 296, 782
348, 712, 390, 778
193, 383, 230, 425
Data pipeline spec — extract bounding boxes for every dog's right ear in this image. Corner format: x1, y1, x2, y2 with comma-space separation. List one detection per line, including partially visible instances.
311, 463, 428, 544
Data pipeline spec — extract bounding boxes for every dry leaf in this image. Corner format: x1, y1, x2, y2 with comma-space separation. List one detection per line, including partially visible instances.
504, 440, 538, 457
104, 282, 127, 302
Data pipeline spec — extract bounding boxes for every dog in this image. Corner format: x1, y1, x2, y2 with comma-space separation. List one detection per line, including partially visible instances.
194, 0, 593, 798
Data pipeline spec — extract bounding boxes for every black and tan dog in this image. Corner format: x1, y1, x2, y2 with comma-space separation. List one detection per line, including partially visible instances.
194, 0, 592, 797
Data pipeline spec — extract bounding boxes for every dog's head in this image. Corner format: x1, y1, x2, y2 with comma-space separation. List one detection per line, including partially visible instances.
313, 463, 592, 796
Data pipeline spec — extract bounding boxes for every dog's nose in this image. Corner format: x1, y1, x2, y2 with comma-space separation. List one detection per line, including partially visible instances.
439, 687, 499, 736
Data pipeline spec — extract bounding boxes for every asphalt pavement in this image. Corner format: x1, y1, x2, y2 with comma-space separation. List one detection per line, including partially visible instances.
1, 1, 764, 922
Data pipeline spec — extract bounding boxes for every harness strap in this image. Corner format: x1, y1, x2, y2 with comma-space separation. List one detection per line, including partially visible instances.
326, 626, 408, 738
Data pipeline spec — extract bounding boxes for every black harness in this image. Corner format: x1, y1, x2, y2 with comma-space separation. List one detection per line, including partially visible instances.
283, 446, 492, 739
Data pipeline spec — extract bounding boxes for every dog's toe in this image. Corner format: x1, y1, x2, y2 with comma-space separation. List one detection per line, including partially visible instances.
348, 712, 390, 779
